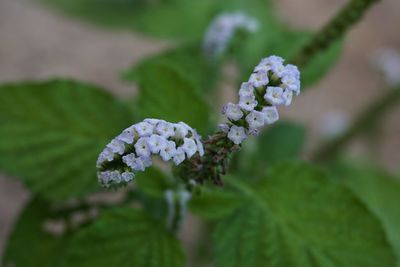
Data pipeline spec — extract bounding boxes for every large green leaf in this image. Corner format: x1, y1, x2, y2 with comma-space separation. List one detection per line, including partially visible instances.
123, 43, 219, 94
132, 62, 212, 133
2, 198, 69, 267
63, 207, 185, 267
42, 0, 272, 39
213, 162, 396, 267
332, 162, 400, 266
0, 80, 132, 200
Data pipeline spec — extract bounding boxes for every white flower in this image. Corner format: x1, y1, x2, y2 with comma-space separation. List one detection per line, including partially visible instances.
196, 139, 205, 156
239, 95, 257, 111
160, 141, 177, 161
116, 131, 134, 144
270, 61, 286, 78
239, 82, 255, 97
174, 123, 189, 138
134, 137, 151, 157
262, 106, 279, 124
98, 170, 122, 187
123, 153, 152, 172
222, 103, 244, 121
147, 134, 167, 154
218, 123, 230, 133
107, 139, 126, 155
122, 153, 136, 169
155, 121, 175, 138
121, 172, 135, 183
182, 138, 198, 158
373, 48, 400, 86
227, 125, 247, 145
246, 110, 265, 129
282, 90, 293, 106
249, 70, 269, 87
134, 122, 154, 137
173, 147, 186, 165
281, 69, 301, 95
100, 147, 114, 162
264, 86, 284, 106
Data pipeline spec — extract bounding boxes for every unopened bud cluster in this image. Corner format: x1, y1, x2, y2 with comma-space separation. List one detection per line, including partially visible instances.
221, 55, 301, 145
203, 12, 259, 58
96, 119, 204, 188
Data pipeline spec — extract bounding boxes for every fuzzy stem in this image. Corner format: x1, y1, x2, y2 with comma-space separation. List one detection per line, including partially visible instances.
291, 0, 380, 67
311, 87, 400, 162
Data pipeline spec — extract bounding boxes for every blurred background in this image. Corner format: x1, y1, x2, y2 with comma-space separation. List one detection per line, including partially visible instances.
1, 0, 399, 259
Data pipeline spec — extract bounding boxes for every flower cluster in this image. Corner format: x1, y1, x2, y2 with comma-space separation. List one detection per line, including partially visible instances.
96, 119, 204, 188
221, 55, 301, 145
203, 12, 259, 58
373, 48, 400, 86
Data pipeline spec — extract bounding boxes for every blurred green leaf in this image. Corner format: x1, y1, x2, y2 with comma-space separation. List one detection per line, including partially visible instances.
63, 207, 185, 267
189, 187, 243, 220
213, 162, 396, 267
256, 121, 307, 163
132, 62, 212, 134
332, 162, 400, 266
42, 0, 272, 39
0, 80, 132, 200
123, 43, 219, 94
2, 198, 69, 267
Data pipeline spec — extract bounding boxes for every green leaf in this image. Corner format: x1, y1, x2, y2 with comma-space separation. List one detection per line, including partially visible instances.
332, 162, 400, 266
42, 0, 272, 39
63, 207, 185, 267
123, 43, 219, 94
2, 198, 68, 267
189, 187, 243, 220
132, 62, 212, 133
0, 80, 132, 200
256, 121, 306, 163
214, 162, 396, 267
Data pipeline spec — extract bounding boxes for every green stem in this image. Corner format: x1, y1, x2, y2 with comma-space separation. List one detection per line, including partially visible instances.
291, 0, 380, 67
311, 87, 400, 162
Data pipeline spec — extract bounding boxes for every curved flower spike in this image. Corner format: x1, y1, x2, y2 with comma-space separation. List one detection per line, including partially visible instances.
96, 119, 204, 188
221, 55, 301, 144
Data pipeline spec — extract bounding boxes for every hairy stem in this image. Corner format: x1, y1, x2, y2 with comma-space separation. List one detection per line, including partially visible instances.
291, 0, 380, 67
311, 87, 400, 162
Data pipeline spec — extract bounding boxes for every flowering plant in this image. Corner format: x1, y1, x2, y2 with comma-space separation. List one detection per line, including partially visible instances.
1, 1, 400, 267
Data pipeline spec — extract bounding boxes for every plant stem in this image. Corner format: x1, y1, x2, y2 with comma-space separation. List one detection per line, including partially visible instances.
311, 87, 400, 162
291, 0, 380, 67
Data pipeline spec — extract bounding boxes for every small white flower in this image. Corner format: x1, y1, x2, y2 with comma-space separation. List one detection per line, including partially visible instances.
264, 86, 284, 106
123, 154, 152, 172
134, 137, 151, 157
147, 134, 167, 154
99, 170, 121, 186
246, 110, 265, 129
239, 95, 257, 111
122, 153, 136, 169
196, 139, 205, 156
100, 147, 114, 162
155, 121, 175, 138
116, 131, 134, 144
144, 118, 162, 125
239, 82, 255, 97
262, 106, 279, 124
218, 123, 230, 133
222, 103, 244, 121
173, 147, 186, 165
121, 172, 135, 183
107, 139, 126, 155
281, 72, 300, 95
134, 122, 154, 137
270, 61, 286, 78
182, 138, 198, 158
282, 90, 293, 106
249, 70, 269, 87
227, 125, 247, 145
160, 141, 177, 161
373, 48, 400, 86
174, 123, 189, 138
